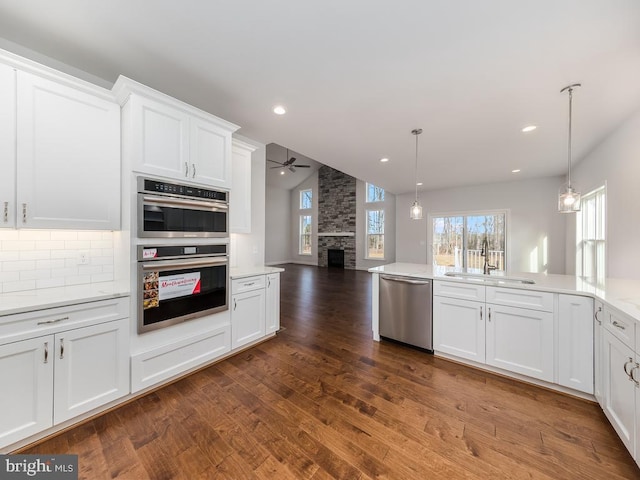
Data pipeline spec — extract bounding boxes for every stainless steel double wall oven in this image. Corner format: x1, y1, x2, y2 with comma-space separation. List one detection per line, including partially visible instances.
136, 177, 229, 333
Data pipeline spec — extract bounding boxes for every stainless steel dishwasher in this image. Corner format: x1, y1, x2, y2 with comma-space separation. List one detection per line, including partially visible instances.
379, 275, 433, 352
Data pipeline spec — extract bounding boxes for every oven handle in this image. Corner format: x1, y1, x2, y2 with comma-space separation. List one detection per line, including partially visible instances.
142, 257, 228, 270
142, 194, 228, 211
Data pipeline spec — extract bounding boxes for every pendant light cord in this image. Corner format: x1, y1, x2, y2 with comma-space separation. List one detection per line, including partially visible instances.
567, 87, 573, 189
414, 132, 419, 201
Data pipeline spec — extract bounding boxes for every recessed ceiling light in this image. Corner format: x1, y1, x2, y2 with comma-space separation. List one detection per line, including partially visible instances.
273, 105, 286, 115
512, 169, 521, 173
380, 157, 389, 163
521, 125, 537, 133
416, 182, 423, 186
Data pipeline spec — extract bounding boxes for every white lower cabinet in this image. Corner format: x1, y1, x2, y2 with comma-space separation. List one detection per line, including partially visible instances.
231, 288, 266, 349
557, 295, 594, 394
601, 328, 636, 455
266, 273, 281, 334
53, 318, 129, 424
485, 303, 554, 382
0, 298, 130, 450
594, 300, 604, 403
0, 336, 54, 447
433, 296, 484, 363
231, 272, 281, 350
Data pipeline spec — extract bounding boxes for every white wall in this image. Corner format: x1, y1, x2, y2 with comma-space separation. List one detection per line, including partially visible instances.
568, 109, 640, 280
396, 176, 567, 274
356, 180, 396, 270
230, 135, 266, 269
265, 186, 291, 265
289, 172, 319, 265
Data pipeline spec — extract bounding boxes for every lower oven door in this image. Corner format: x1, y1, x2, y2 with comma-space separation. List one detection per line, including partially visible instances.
138, 256, 228, 333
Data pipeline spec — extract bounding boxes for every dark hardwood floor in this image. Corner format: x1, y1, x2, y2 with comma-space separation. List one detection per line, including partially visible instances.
23, 264, 640, 479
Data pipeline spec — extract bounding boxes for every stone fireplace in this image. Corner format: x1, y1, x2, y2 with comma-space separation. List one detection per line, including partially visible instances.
317, 166, 356, 269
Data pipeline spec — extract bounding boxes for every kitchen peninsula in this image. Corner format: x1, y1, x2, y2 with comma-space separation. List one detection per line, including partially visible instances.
370, 263, 640, 469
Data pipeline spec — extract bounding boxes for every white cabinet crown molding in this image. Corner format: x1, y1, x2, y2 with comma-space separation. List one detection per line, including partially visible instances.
112, 75, 240, 133
0, 47, 115, 102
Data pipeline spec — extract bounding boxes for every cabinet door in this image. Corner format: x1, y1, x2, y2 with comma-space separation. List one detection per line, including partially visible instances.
53, 318, 129, 424
190, 117, 232, 188
230, 139, 255, 233
602, 329, 636, 455
130, 94, 190, 180
0, 336, 53, 449
594, 301, 604, 404
265, 273, 281, 334
557, 295, 594, 394
16, 71, 120, 229
433, 296, 484, 362
485, 304, 554, 382
231, 289, 266, 349
0, 63, 16, 228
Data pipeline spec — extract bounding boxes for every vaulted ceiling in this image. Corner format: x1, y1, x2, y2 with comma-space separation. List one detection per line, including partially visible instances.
1, 1, 639, 194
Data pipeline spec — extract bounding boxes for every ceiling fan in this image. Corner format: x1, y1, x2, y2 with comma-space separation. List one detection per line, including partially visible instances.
267, 148, 311, 173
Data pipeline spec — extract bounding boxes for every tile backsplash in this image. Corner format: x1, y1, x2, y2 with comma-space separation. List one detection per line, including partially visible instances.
0, 230, 114, 293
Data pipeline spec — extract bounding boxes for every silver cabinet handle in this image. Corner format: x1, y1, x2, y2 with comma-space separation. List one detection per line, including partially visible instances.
268, 277, 271, 288
612, 320, 626, 330
631, 364, 640, 387
3, 201, 7, 223
244, 282, 255, 287
22, 203, 27, 223
480, 306, 483, 321
233, 299, 237, 311
488, 307, 492, 322
60, 338, 64, 360
192, 163, 196, 178
624, 358, 634, 379
185, 162, 189, 177
594, 306, 602, 324
44, 342, 49, 364
37, 316, 69, 326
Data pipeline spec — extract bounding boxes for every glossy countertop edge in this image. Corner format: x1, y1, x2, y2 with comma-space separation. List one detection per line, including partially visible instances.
369, 263, 640, 324
0, 282, 130, 317
230, 266, 285, 279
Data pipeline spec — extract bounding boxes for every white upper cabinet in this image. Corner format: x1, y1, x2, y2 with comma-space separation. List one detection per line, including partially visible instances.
16, 71, 120, 229
230, 138, 256, 233
0, 63, 16, 228
113, 76, 239, 189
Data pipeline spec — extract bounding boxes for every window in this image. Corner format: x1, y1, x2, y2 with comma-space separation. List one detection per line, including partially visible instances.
299, 215, 312, 255
366, 183, 384, 203
576, 186, 605, 281
366, 209, 384, 259
300, 189, 312, 209
432, 212, 506, 272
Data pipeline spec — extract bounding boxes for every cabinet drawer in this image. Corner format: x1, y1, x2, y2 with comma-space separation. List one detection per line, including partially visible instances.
433, 281, 485, 302
0, 297, 129, 344
232, 275, 265, 294
604, 306, 636, 349
486, 287, 553, 312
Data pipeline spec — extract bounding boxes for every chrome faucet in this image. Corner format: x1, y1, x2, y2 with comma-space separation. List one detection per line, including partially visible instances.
481, 238, 497, 275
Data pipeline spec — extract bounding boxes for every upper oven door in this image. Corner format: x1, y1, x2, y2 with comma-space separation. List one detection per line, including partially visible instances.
138, 193, 228, 238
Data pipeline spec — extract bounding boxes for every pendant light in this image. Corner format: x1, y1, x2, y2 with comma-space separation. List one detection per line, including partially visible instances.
410, 128, 423, 220
558, 83, 581, 213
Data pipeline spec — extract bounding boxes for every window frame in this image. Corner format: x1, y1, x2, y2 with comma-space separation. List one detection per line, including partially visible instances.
576, 185, 606, 281
365, 208, 385, 260
299, 214, 312, 256
365, 183, 385, 203
428, 209, 509, 272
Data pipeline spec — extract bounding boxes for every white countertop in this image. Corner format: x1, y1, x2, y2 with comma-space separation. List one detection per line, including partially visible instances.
230, 266, 285, 279
0, 282, 130, 317
369, 263, 640, 324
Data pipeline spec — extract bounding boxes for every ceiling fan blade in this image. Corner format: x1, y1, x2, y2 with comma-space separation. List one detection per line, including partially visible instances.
295, 165, 311, 168
267, 159, 283, 165
270, 166, 285, 169
289, 166, 296, 173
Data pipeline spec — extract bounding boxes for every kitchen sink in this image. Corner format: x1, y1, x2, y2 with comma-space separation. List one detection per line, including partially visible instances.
443, 272, 535, 284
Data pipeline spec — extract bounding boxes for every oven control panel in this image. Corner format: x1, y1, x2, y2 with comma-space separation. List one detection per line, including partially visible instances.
140, 178, 227, 202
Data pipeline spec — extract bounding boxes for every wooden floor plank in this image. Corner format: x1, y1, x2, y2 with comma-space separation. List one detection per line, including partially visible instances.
20, 263, 639, 479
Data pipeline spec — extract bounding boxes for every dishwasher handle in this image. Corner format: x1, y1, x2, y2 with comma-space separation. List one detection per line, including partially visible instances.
380, 275, 430, 286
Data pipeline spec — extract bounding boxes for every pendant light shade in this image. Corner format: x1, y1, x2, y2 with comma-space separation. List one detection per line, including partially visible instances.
410, 128, 423, 220
558, 84, 581, 213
